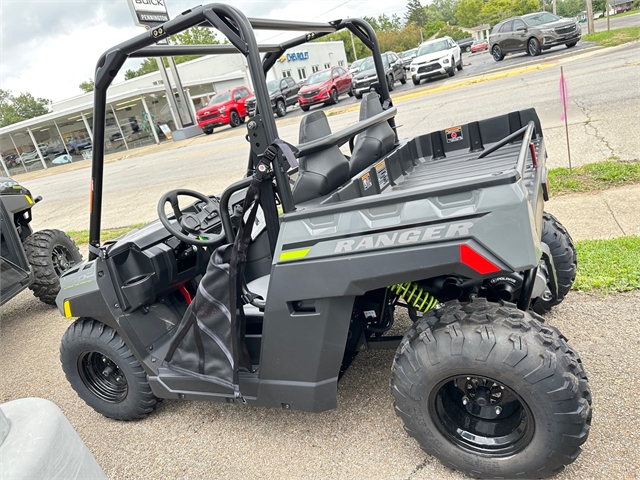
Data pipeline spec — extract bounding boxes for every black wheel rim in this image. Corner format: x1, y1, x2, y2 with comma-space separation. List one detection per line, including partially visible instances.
231, 112, 239, 125
78, 351, 128, 403
493, 47, 501, 60
428, 375, 534, 456
51, 245, 76, 276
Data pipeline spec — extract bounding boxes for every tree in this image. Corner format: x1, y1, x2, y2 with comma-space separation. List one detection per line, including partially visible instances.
436, 25, 468, 41
405, 0, 429, 27
456, 0, 485, 27
377, 22, 424, 52
124, 27, 221, 80
433, 0, 460, 25
78, 79, 94, 93
314, 30, 368, 63
425, 20, 447, 38
0, 89, 52, 127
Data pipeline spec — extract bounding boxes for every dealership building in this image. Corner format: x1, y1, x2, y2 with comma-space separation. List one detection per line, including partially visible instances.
0, 41, 347, 177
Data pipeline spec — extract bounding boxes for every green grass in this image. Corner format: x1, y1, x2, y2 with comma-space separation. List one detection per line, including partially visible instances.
548, 159, 640, 196
582, 26, 640, 46
574, 236, 640, 293
595, 10, 640, 20
68, 223, 146, 245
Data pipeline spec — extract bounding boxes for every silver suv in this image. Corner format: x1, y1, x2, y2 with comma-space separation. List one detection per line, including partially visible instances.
489, 12, 581, 61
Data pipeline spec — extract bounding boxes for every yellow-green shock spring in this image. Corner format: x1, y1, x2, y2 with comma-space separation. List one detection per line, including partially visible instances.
390, 282, 438, 312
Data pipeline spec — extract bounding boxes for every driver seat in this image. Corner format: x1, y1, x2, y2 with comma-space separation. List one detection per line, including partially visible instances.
349, 92, 396, 175
292, 111, 350, 204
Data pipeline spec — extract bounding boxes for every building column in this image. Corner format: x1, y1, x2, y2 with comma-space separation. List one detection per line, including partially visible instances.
53, 119, 72, 161
110, 104, 129, 150
81, 112, 93, 143
156, 57, 183, 129
166, 56, 194, 126
141, 97, 160, 145
185, 88, 198, 125
0, 153, 9, 176
26, 128, 47, 170
8, 134, 28, 174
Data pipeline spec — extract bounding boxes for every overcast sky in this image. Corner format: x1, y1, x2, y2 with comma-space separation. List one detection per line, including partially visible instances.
0, 0, 408, 103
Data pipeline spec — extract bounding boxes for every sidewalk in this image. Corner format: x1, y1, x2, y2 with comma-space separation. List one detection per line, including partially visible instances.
545, 183, 640, 241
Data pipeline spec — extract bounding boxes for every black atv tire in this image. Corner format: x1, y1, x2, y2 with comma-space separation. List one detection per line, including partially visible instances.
392, 297, 591, 479
60, 318, 159, 420
24, 229, 82, 305
532, 213, 577, 315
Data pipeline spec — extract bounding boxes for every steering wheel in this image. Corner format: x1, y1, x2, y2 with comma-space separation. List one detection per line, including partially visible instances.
157, 189, 225, 247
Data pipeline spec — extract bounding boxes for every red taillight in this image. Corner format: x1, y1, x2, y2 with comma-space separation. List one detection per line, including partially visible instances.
460, 244, 500, 274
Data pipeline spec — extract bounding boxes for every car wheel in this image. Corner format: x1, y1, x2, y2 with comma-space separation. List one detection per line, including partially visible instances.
400, 71, 407, 84
566, 41, 578, 48
528, 37, 541, 57
203, 128, 213, 135
456, 58, 463, 71
412, 77, 420, 86
229, 110, 241, 128
492, 45, 505, 61
354, 93, 363, 100
301, 105, 310, 112
329, 87, 339, 105
348, 88, 354, 97
387, 74, 395, 91
275, 99, 286, 117
466, 46, 471, 52
448, 59, 455, 77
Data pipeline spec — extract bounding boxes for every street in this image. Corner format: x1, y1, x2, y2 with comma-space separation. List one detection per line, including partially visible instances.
23, 41, 640, 232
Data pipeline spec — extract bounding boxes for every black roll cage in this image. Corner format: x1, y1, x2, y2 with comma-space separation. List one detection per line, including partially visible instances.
89, 3, 395, 259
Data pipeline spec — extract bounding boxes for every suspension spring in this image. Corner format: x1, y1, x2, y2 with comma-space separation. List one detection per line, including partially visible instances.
390, 282, 438, 313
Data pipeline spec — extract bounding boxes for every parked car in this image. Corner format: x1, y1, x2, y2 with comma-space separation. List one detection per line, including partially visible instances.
351, 52, 406, 99
471, 40, 489, 53
409, 37, 462, 86
400, 48, 418, 69
297, 66, 352, 111
196, 86, 253, 134
457, 37, 475, 52
349, 58, 364, 75
489, 12, 581, 61
245, 77, 299, 118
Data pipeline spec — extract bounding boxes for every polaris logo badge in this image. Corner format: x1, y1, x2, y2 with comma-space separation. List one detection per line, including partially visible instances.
334, 222, 473, 253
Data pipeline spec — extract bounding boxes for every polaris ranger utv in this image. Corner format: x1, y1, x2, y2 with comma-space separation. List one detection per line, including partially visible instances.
0, 177, 82, 306
56, 5, 590, 478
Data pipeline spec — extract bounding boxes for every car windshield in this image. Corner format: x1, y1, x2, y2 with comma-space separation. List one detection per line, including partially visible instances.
351, 60, 363, 70
402, 49, 417, 58
266, 80, 280, 94
305, 70, 331, 85
208, 92, 231, 105
523, 12, 561, 25
358, 58, 376, 72
417, 40, 449, 56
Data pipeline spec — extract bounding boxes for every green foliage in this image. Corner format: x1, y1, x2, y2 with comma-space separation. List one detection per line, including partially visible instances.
405, 0, 430, 27
436, 25, 468, 40
432, 0, 460, 24
377, 23, 424, 52
314, 30, 368, 63
425, 20, 447, 38
548, 159, 640, 195
78, 79, 94, 93
68, 223, 147, 245
364, 13, 403, 31
555, 0, 587, 17
454, 0, 540, 27
456, 0, 485, 27
124, 27, 221, 80
574, 236, 640, 293
0, 89, 52, 127
582, 26, 640, 46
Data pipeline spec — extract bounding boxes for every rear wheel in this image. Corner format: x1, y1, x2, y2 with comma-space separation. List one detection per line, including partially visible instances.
492, 45, 505, 61
392, 297, 591, 479
532, 213, 577, 314
387, 74, 395, 91
60, 318, 159, 420
275, 99, 286, 117
528, 37, 541, 56
329, 87, 339, 105
24, 229, 82, 305
229, 110, 241, 128
456, 58, 463, 71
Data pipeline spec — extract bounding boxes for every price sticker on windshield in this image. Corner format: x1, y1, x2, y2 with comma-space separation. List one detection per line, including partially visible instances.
445, 126, 463, 143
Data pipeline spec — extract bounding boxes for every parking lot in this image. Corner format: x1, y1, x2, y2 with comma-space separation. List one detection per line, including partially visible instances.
2, 37, 640, 480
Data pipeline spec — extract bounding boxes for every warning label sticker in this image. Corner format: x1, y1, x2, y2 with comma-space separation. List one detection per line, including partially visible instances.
361, 172, 372, 190
375, 161, 390, 189
445, 126, 463, 143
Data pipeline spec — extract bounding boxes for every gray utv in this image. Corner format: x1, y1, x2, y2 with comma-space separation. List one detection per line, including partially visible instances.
0, 177, 81, 306
56, 5, 589, 479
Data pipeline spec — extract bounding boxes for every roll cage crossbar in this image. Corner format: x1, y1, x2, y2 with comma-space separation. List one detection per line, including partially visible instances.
89, 3, 394, 259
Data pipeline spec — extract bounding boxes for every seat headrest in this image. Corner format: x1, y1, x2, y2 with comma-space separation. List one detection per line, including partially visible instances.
299, 110, 332, 143
359, 92, 384, 121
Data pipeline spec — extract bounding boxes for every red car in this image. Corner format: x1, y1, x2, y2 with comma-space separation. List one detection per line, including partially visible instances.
297, 66, 352, 112
196, 86, 253, 135
470, 40, 489, 53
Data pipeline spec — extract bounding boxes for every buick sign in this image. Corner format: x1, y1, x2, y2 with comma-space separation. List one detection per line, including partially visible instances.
128, 0, 170, 28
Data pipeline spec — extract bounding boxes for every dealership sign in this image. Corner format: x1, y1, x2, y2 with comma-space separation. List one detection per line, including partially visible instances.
286, 51, 309, 62
128, 0, 170, 28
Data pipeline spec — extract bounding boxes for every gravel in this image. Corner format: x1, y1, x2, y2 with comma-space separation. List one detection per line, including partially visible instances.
1, 290, 639, 479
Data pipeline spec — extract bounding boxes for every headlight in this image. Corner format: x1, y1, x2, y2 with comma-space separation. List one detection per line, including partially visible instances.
541, 28, 554, 34
411, 66, 417, 73
441, 57, 450, 64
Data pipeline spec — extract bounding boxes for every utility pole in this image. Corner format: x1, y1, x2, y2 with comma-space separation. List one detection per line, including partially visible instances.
553, 0, 557, 14
350, 29, 358, 61
605, 0, 611, 31
585, 0, 595, 34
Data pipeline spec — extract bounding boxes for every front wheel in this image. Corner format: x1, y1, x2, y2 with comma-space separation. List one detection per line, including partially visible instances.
392, 298, 591, 479
275, 99, 286, 117
456, 59, 463, 71
528, 37, 541, 56
448, 59, 455, 77
566, 41, 578, 48
300, 105, 310, 112
229, 110, 241, 128
203, 128, 214, 135
387, 74, 395, 91
24, 229, 82, 305
60, 318, 159, 420
412, 77, 420, 86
